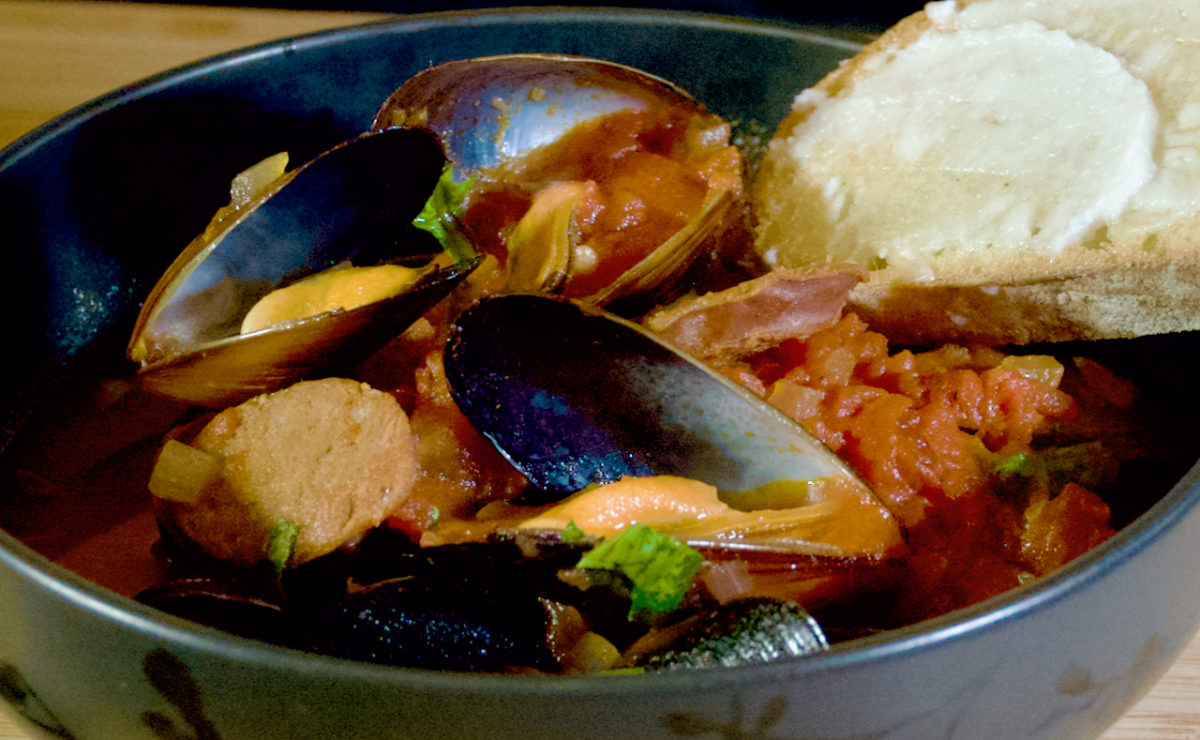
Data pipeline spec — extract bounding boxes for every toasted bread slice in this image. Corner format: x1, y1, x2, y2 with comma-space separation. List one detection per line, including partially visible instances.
753, 0, 1200, 345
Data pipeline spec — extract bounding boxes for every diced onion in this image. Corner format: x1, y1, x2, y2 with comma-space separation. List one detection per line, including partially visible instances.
572, 632, 620, 673
700, 560, 753, 604
998, 355, 1064, 387
148, 439, 222, 504
230, 151, 289, 208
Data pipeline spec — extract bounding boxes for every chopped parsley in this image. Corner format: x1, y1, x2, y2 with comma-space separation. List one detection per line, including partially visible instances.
562, 519, 587, 543
993, 452, 1033, 478
266, 518, 299, 578
576, 524, 702, 620
989, 442, 1113, 497
413, 164, 477, 263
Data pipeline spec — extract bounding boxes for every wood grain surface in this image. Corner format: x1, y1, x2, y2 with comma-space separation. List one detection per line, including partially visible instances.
1, 1, 1198, 738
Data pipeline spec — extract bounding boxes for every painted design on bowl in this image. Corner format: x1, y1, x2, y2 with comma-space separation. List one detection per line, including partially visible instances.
142, 649, 221, 740
665, 695, 789, 739
1038, 632, 1168, 736
0, 661, 77, 739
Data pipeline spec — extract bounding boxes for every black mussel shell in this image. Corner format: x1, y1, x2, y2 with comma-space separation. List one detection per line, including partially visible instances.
625, 598, 829, 671
136, 573, 286, 642
292, 533, 602, 672
299, 578, 556, 672
133, 126, 449, 356
128, 126, 476, 407
444, 294, 868, 505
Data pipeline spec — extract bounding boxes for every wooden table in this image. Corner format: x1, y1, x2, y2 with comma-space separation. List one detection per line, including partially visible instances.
1, 1, 1199, 737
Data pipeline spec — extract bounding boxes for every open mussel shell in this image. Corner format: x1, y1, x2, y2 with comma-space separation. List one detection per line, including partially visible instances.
372, 53, 698, 173
444, 294, 875, 501
374, 54, 742, 314
593, 188, 736, 315
127, 126, 471, 407
135, 258, 478, 407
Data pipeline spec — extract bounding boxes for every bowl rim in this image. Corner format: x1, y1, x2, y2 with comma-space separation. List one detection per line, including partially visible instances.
2, 4, 1198, 697
0, 6, 869, 170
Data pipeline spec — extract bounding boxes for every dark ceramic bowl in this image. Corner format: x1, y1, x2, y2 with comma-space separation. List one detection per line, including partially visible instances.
3, 8, 1200, 740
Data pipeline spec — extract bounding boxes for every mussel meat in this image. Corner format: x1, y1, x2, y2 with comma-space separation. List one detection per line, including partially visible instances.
127, 126, 476, 407
374, 54, 746, 314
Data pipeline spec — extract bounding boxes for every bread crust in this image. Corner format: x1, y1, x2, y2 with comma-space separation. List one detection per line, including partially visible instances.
851, 260, 1200, 345
753, 0, 1200, 345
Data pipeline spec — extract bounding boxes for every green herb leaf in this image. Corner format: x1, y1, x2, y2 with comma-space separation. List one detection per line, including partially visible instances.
562, 519, 586, 543
576, 524, 702, 620
413, 164, 477, 263
1040, 441, 1113, 491
266, 518, 299, 578
988, 442, 1116, 500
993, 452, 1032, 478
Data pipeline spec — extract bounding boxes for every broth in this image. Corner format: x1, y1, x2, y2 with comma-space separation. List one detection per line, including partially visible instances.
3, 323, 1197, 643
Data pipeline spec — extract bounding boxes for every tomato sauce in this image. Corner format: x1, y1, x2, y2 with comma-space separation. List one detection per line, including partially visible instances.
719, 312, 1124, 629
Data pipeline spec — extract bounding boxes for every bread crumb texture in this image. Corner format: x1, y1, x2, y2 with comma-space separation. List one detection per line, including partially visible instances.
754, 0, 1200, 343
177, 377, 417, 566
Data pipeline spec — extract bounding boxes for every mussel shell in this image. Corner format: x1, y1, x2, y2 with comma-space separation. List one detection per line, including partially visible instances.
126, 126, 473, 406
626, 597, 829, 671
135, 257, 478, 407
294, 534, 596, 672
443, 294, 869, 501
299, 578, 557, 672
372, 54, 697, 173
130, 127, 447, 360
375, 54, 743, 318
136, 574, 286, 642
